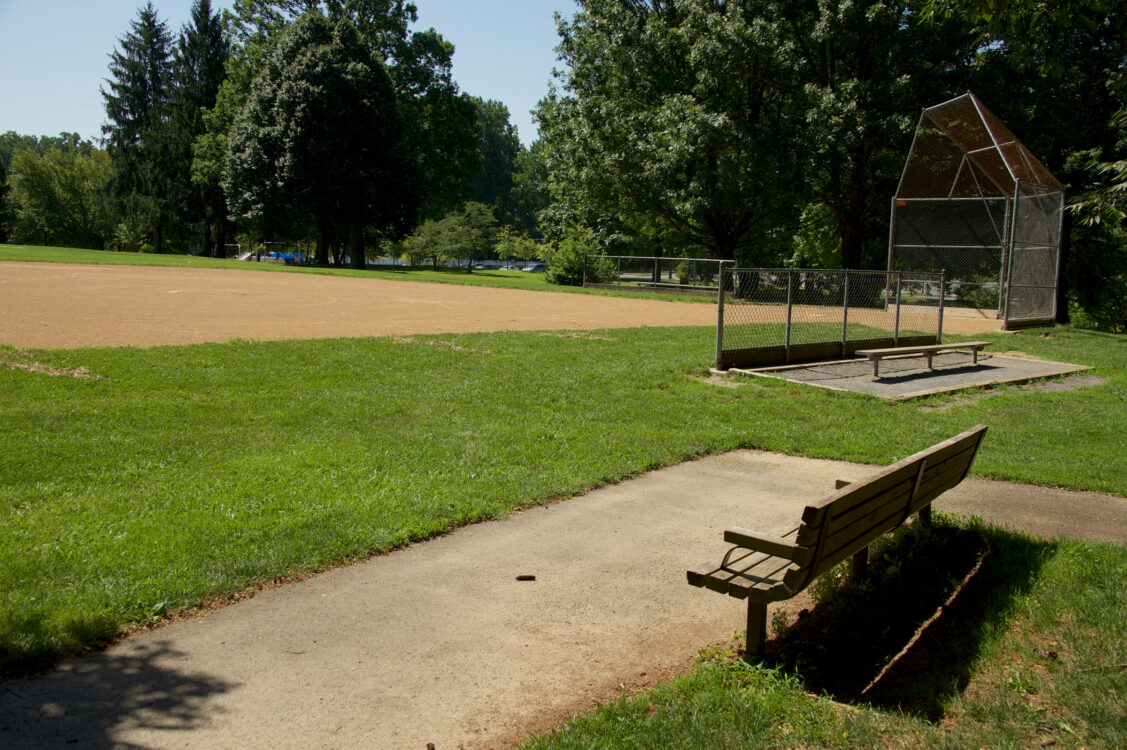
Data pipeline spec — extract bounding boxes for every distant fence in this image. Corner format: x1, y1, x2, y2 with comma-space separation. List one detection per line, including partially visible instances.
584, 255, 736, 297
716, 268, 946, 369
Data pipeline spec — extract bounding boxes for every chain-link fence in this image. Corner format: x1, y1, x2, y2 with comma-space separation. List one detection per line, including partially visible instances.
716, 269, 944, 369
585, 255, 735, 297
890, 197, 1008, 312
1005, 183, 1063, 324
888, 92, 1063, 328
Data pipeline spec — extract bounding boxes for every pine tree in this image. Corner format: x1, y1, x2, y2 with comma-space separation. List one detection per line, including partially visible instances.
170, 0, 229, 256
102, 2, 173, 251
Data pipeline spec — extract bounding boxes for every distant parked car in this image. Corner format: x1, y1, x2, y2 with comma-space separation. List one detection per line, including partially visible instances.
521, 263, 548, 272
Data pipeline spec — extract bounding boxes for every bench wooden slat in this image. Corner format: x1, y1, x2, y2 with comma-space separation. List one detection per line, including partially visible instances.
800, 426, 987, 529
723, 559, 801, 600
855, 341, 992, 357
808, 452, 980, 567
808, 446, 980, 544
688, 551, 796, 599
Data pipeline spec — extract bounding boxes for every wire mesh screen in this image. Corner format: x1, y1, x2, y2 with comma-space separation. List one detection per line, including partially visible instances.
716, 269, 943, 369
585, 255, 734, 296
891, 197, 1008, 311
889, 93, 1063, 325
1005, 183, 1063, 323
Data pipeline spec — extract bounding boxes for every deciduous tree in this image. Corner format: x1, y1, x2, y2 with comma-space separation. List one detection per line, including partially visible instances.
223, 12, 413, 267
8, 141, 113, 248
537, 0, 805, 262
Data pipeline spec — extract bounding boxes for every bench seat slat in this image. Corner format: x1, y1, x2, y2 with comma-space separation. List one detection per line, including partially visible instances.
688, 554, 796, 599
855, 341, 991, 357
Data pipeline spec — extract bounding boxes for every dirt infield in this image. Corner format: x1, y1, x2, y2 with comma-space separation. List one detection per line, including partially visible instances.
0, 261, 1000, 348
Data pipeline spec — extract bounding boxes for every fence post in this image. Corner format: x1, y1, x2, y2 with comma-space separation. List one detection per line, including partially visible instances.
841, 269, 850, 357
785, 270, 793, 363
893, 272, 902, 347
715, 268, 727, 368
937, 270, 946, 344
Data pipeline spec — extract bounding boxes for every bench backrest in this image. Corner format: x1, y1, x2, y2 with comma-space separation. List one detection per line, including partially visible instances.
782, 424, 987, 594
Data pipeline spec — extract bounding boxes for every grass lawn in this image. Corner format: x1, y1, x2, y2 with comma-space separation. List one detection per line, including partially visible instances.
1, 324, 1124, 677
522, 516, 1127, 749
0, 244, 715, 302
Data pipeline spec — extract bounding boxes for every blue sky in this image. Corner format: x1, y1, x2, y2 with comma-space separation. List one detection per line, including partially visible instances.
0, 0, 578, 147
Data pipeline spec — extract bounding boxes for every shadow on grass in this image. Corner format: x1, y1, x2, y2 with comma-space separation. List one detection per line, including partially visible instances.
764, 517, 1054, 721
0, 639, 232, 747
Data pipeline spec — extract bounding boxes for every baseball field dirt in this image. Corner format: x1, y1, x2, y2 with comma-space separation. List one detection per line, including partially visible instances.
0, 261, 1000, 349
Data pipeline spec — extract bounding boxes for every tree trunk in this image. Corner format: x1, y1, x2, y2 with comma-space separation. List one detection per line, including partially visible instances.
839, 218, 864, 270
316, 219, 331, 266
154, 221, 163, 254
202, 223, 213, 258
215, 219, 227, 259
349, 223, 365, 270
712, 235, 736, 262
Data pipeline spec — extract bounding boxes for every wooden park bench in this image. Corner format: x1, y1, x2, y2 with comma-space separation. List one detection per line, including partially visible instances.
855, 341, 992, 378
686, 425, 988, 660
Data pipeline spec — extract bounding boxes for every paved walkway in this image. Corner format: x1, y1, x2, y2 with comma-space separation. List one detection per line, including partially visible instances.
3, 450, 1124, 749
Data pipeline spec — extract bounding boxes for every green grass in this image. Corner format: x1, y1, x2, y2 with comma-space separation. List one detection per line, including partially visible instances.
522, 518, 1127, 749
1, 325, 1124, 675
0, 244, 715, 302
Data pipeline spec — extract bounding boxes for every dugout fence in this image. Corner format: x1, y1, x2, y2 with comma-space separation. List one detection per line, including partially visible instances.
715, 268, 944, 369
584, 255, 735, 297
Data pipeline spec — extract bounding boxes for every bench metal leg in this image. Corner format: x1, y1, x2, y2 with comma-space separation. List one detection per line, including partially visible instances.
926, 353, 935, 369
852, 548, 869, 580
744, 600, 767, 662
871, 358, 880, 379
919, 503, 932, 526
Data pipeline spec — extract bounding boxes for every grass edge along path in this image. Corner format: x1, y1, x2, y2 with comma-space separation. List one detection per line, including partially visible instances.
521, 517, 1127, 750
0, 325, 1124, 675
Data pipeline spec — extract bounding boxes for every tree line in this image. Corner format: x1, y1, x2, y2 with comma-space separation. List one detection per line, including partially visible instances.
0, 0, 1124, 329
0, 0, 539, 265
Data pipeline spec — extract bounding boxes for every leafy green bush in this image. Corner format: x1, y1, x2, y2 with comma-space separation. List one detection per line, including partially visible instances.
543, 236, 615, 286
111, 220, 144, 253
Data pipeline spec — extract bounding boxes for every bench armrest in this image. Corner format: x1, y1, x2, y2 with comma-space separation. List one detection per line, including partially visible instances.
723, 527, 812, 565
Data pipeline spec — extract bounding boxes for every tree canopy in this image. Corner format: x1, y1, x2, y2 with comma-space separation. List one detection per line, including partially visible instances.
224, 11, 413, 266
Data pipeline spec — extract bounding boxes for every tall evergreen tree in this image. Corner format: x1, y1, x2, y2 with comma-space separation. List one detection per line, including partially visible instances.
102, 2, 174, 251
170, 0, 230, 255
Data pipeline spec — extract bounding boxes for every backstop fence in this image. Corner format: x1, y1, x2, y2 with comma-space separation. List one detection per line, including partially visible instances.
584, 255, 735, 297
715, 268, 945, 369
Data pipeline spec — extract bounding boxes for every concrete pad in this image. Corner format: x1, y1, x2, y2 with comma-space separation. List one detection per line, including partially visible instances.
735, 352, 1091, 400
3, 450, 1125, 749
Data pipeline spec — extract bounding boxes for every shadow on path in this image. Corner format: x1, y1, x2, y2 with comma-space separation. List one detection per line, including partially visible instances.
1, 639, 234, 748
